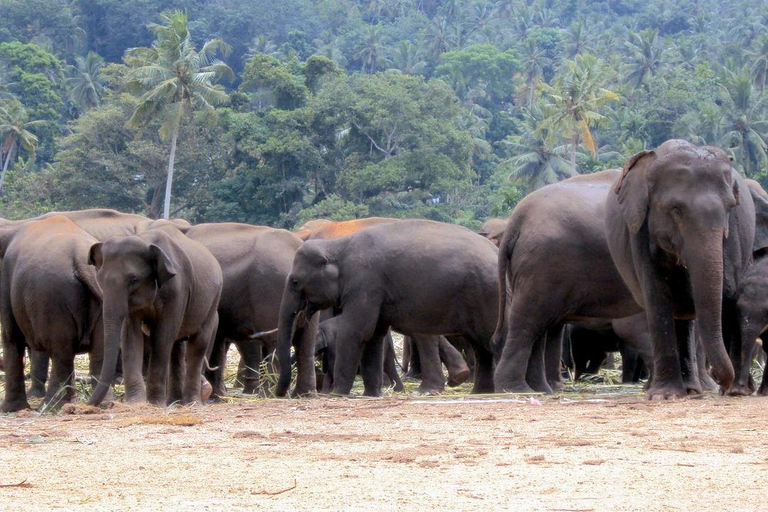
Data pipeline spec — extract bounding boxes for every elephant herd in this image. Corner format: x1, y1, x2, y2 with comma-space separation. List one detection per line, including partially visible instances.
3, 139, 768, 412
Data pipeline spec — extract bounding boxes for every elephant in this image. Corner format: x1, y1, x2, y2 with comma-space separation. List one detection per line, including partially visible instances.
605, 140, 760, 398
563, 314, 652, 383
493, 170, 645, 394
0, 216, 104, 412
182, 222, 311, 399
87, 223, 223, 407
733, 255, 768, 395
478, 218, 508, 247
294, 219, 333, 241
275, 219, 499, 397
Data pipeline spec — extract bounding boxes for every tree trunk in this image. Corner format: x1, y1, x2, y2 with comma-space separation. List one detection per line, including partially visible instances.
0, 145, 14, 196
571, 137, 577, 172
162, 130, 179, 220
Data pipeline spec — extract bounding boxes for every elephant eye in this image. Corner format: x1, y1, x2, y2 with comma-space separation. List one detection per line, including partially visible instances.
127, 275, 139, 286
670, 206, 683, 219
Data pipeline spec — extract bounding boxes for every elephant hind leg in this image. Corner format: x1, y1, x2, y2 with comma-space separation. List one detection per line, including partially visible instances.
360, 326, 389, 397
182, 313, 219, 406
545, 324, 564, 391
43, 353, 75, 410
439, 336, 470, 387
27, 349, 49, 399
382, 331, 404, 392
2, 319, 30, 412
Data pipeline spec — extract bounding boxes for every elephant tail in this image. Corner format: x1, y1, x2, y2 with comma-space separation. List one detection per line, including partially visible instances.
491, 224, 519, 354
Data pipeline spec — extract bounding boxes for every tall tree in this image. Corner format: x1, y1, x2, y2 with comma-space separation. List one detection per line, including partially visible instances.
624, 28, 663, 89
539, 54, 619, 171
124, 10, 233, 219
66, 51, 105, 113
354, 24, 387, 74
0, 100, 43, 195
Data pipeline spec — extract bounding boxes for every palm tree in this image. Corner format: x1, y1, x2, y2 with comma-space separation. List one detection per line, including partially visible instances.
125, 10, 233, 219
0, 100, 44, 195
243, 35, 279, 62
66, 51, 105, 113
500, 106, 575, 192
624, 28, 663, 89
749, 34, 768, 92
314, 32, 347, 67
718, 66, 768, 178
520, 39, 551, 106
354, 24, 387, 74
423, 17, 456, 61
539, 54, 619, 172
387, 41, 427, 75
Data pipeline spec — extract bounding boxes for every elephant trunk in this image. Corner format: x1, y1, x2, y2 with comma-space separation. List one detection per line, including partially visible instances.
685, 228, 734, 391
275, 281, 303, 397
88, 300, 125, 406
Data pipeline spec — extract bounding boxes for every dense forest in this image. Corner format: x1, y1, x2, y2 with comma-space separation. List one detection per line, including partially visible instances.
0, 0, 767, 229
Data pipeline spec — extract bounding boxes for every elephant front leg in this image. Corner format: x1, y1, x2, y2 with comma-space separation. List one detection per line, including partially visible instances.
643, 277, 686, 400
292, 313, 318, 397
122, 321, 147, 403
360, 328, 388, 397
439, 337, 470, 387
676, 319, 702, 396
168, 340, 186, 404
1, 325, 30, 412
544, 324, 564, 391
472, 345, 495, 394
206, 333, 229, 400
182, 314, 218, 405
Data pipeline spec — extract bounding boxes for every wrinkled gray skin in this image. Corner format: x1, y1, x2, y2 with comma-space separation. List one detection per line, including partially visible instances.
88, 224, 222, 407
0, 216, 104, 412
605, 140, 758, 399
276, 220, 499, 397
493, 170, 644, 394
479, 218, 508, 247
182, 223, 311, 399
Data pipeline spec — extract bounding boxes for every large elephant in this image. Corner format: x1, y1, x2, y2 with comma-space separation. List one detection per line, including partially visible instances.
87, 224, 222, 406
276, 219, 499, 397
493, 170, 644, 394
182, 223, 310, 398
0, 216, 104, 412
605, 140, 758, 398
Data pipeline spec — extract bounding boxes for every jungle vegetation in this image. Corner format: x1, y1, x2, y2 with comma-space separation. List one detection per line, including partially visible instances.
1, 0, 767, 229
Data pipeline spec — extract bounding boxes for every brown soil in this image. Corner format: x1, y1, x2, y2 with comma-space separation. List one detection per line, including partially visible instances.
1, 392, 766, 511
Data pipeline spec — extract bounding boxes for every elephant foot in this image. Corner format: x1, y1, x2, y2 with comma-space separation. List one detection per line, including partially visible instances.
495, 380, 535, 394
527, 379, 553, 394
416, 385, 444, 395
647, 381, 687, 400
363, 389, 382, 398
447, 368, 470, 387
548, 378, 565, 392
727, 383, 753, 396
392, 381, 405, 392
757, 383, 768, 396
2, 399, 31, 413
291, 389, 319, 399
27, 384, 46, 399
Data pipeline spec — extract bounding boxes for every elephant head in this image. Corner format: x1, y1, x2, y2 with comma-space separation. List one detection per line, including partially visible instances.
87, 236, 177, 406
275, 241, 339, 397
615, 140, 741, 389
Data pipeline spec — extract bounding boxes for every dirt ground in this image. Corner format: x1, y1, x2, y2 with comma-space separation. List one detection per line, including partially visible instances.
1, 388, 767, 512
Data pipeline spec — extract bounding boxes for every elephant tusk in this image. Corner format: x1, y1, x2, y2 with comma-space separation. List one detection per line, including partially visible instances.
250, 328, 278, 339
141, 322, 151, 337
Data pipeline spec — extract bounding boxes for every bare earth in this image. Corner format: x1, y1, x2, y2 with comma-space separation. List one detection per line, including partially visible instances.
1, 391, 767, 511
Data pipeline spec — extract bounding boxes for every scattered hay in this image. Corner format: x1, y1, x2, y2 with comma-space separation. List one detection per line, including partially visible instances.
120, 413, 203, 427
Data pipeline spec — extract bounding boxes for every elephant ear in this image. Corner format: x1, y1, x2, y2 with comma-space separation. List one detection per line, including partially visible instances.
749, 183, 768, 255
614, 150, 657, 234
88, 242, 103, 269
149, 244, 178, 287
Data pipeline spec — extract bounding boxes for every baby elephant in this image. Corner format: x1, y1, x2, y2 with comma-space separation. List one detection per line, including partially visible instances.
732, 256, 768, 396
0, 216, 104, 412
88, 223, 223, 407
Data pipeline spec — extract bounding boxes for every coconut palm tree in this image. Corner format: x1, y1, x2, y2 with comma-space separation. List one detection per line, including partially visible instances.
539, 54, 619, 172
749, 34, 768, 92
354, 24, 387, 74
243, 35, 279, 62
717, 66, 768, 178
624, 28, 663, 90
66, 51, 106, 113
500, 106, 576, 192
0, 100, 44, 196
125, 10, 233, 219
387, 41, 427, 75
520, 39, 551, 106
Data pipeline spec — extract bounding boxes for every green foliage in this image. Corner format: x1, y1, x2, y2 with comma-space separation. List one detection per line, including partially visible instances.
4, 0, 768, 225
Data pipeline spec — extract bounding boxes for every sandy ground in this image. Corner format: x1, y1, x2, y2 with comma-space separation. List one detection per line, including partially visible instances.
1, 389, 767, 512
